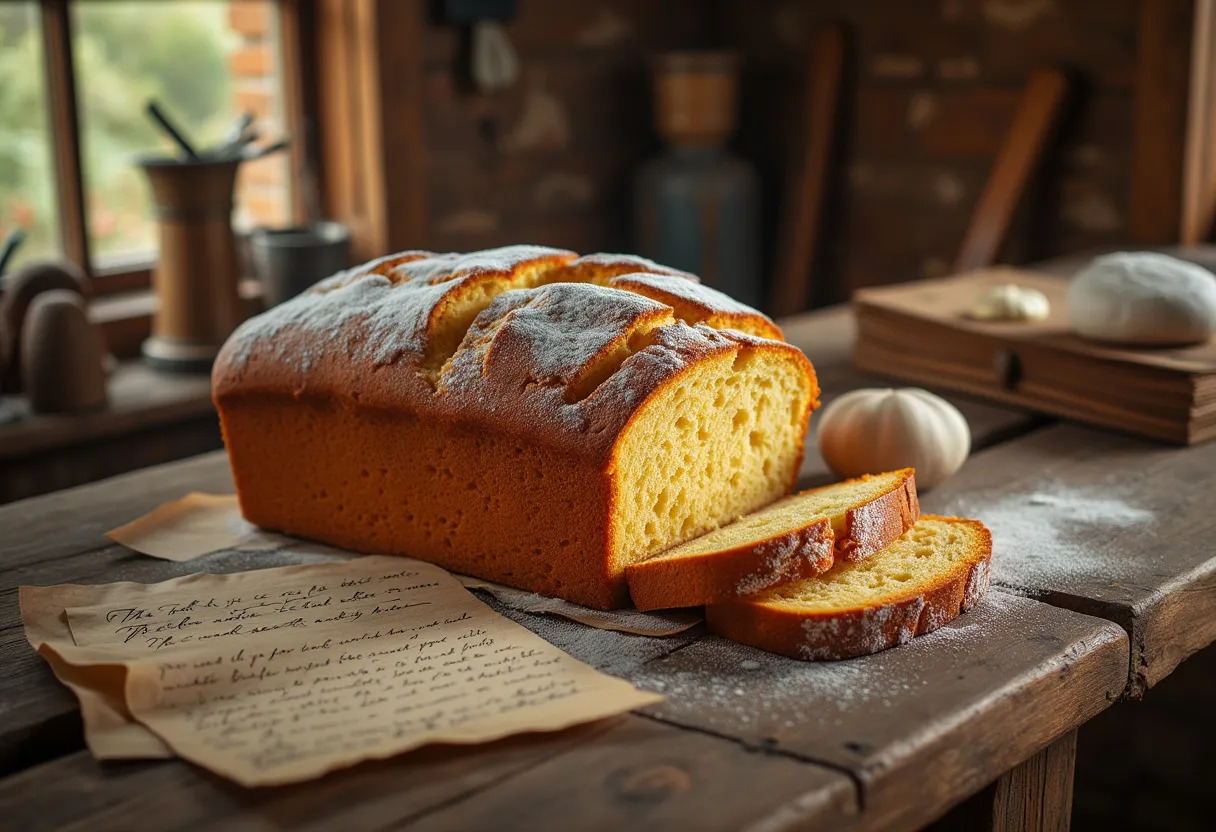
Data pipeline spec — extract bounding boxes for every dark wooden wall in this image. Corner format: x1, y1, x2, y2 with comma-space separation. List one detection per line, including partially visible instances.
411, 0, 1158, 307
728, 0, 1141, 304
418, 0, 717, 255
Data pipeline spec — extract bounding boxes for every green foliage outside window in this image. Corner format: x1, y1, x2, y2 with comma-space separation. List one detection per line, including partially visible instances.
0, 1, 239, 269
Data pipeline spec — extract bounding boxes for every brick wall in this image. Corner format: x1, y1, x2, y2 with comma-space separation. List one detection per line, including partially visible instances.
227, 1, 291, 229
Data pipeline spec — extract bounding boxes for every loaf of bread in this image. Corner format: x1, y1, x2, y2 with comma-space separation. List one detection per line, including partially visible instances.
213, 246, 818, 609
625, 469, 919, 610
706, 515, 991, 660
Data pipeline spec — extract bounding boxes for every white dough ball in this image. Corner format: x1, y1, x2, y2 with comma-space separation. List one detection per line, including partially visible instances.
1067, 252, 1216, 346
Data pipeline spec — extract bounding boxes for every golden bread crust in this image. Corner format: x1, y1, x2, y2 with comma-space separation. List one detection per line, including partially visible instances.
556, 253, 699, 285
704, 516, 992, 660
214, 247, 818, 609
835, 469, 920, 561
608, 273, 784, 340
625, 518, 834, 611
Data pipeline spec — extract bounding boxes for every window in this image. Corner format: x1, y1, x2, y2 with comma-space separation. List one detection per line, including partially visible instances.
0, 0, 298, 291
0, 4, 60, 268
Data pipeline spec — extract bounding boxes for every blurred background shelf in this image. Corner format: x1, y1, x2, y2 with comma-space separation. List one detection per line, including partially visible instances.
0, 360, 219, 503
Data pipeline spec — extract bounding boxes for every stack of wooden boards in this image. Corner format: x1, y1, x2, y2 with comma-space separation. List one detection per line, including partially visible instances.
852, 268, 1216, 445
625, 469, 993, 660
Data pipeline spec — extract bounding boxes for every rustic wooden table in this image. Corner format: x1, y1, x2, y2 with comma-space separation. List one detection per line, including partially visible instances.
1, 303, 1210, 832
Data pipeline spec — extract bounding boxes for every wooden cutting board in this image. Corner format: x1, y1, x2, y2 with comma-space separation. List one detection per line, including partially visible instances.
852, 268, 1216, 444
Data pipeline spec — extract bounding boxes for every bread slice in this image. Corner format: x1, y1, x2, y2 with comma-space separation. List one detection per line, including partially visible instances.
625, 469, 919, 611
705, 515, 991, 660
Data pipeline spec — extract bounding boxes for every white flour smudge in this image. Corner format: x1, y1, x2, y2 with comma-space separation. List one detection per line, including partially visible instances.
952, 485, 1157, 591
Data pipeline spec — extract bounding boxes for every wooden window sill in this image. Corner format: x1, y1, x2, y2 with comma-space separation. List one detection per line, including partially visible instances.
0, 359, 216, 462
2, 282, 263, 466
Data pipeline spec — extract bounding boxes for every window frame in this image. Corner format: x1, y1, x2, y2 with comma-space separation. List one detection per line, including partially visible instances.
31, 0, 310, 295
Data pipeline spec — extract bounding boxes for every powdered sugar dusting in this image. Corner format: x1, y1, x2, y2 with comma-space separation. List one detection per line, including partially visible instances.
949, 484, 1157, 591
963, 558, 990, 608
735, 534, 832, 596
796, 596, 925, 660
921, 602, 954, 633
223, 245, 575, 372
226, 275, 445, 370
567, 252, 698, 283
610, 272, 766, 319
635, 595, 1016, 728
483, 283, 667, 382
387, 244, 571, 286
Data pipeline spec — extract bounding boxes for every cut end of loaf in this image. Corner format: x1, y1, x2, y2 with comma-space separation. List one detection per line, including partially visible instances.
706, 515, 991, 660
612, 342, 816, 572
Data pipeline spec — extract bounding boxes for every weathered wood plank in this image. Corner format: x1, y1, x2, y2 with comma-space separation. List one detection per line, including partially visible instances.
0, 362, 214, 462
406, 717, 856, 832
0, 305, 1046, 776
0, 452, 233, 571
0, 717, 856, 832
626, 591, 1127, 832
781, 307, 1050, 484
0, 415, 223, 505
1130, 0, 1195, 244
0, 360, 220, 503
922, 422, 1216, 696
989, 730, 1077, 832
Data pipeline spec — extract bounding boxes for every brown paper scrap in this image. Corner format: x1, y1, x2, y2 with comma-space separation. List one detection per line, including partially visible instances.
106, 493, 287, 561
458, 576, 701, 636
108, 496, 702, 635
25, 556, 661, 786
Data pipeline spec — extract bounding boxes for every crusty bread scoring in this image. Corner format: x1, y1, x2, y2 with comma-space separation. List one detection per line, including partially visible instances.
706, 515, 991, 660
213, 246, 818, 609
625, 469, 919, 610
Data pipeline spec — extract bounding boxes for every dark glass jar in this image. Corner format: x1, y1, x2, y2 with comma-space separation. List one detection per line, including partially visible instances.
634, 51, 761, 307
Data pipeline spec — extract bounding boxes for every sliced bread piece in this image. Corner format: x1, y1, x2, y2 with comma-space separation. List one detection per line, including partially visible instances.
705, 515, 991, 660
625, 469, 919, 611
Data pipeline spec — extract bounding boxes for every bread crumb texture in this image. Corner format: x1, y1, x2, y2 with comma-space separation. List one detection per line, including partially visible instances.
214, 246, 817, 609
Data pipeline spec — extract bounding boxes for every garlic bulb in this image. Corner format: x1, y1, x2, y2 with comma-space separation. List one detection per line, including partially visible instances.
818, 388, 971, 488
967, 283, 1051, 321
1067, 252, 1216, 346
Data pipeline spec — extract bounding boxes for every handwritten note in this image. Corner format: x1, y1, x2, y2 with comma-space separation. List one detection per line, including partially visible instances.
25, 557, 661, 786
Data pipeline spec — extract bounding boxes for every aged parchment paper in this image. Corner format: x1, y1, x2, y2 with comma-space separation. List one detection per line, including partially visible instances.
106, 493, 287, 561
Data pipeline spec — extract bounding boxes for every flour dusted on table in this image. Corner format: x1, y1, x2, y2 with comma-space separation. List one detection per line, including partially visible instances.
954, 484, 1157, 591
